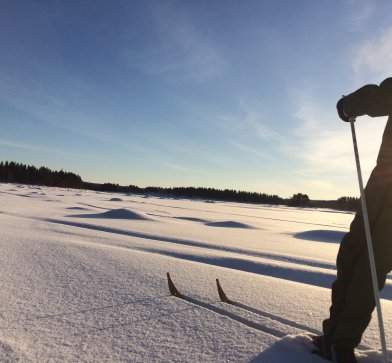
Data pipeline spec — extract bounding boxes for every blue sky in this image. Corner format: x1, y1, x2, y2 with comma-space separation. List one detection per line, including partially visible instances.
1, 0, 391, 199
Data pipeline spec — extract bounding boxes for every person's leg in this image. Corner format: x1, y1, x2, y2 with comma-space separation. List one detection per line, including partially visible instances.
322, 164, 392, 343
322, 215, 366, 338
331, 249, 388, 348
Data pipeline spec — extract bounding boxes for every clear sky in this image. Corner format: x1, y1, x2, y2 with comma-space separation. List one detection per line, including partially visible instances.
1, 0, 391, 199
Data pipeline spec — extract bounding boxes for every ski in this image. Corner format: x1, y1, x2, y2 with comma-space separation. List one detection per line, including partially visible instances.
215, 278, 372, 354
166, 272, 285, 337
216, 278, 232, 304
168, 274, 315, 335
215, 279, 320, 335
167, 272, 183, 299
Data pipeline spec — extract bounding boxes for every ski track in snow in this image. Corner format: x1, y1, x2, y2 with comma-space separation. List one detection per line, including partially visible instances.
1, 184, 391, 362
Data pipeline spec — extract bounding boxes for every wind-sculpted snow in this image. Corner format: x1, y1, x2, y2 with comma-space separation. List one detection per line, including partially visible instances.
204, 220, 257, 229
68, 208, 150, 220
294, 230, 346, 243
170, 216, 257, 228
13, 215, 339, 271
3, 209, 392, 296
66, 206, 91, 211
0, 183, 391, 362
173, 216, 210, 223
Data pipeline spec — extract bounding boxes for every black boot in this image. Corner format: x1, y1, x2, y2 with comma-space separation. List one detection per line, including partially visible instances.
312, 335, 332, 360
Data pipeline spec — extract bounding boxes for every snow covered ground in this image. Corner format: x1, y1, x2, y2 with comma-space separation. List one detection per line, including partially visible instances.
1, 183, 391, 362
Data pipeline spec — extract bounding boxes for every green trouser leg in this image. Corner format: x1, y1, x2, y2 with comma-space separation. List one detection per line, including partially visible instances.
323, 163, 392, 348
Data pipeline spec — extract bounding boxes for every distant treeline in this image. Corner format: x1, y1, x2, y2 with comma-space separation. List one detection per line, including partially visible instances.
0, 161, 83, 189
83, 183, 359, 212
84, 182, 284, 205
0, 161, 359, 211
309, 196, 359, 212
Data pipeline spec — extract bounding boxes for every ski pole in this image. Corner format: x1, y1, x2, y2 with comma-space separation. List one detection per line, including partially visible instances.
350, 119, 388, 363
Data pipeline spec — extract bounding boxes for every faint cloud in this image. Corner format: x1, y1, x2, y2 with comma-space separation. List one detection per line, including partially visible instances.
0, 73, 149, 155
352, 27, 392, 80
229, 141, 272, 160
140, 156, 197, 174
124, 2, 227, 82
343, 0, 374, 31
216, 102, 279, 141
160, 161, 195, 173
0, 139, 108, 161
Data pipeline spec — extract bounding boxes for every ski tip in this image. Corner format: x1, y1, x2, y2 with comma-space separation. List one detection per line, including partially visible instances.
216, 279, 232, 304
167, 273, 183, 299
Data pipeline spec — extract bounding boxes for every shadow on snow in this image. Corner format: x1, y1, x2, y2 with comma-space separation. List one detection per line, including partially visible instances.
294, 230, 345, 244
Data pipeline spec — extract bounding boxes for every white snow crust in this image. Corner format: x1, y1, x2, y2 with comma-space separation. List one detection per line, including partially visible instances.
1, 183, 392, 362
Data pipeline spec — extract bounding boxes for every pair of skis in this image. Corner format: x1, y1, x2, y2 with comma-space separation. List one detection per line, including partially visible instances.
166, 273, 319, 339
167, 272, 231, 303
167, 273, 354, 360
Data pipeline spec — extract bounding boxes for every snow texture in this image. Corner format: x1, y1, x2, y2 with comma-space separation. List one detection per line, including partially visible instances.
0, 183, 391, 362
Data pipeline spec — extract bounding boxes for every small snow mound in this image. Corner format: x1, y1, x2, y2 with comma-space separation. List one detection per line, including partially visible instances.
70, 208, 150, 220
101, 208, 146, 219
294, 230, 345, 243
110, 197, 123, 201
205, 221, 256, 229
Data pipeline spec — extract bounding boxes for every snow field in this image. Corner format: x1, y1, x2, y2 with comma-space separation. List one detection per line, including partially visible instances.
1, 183, 392, 362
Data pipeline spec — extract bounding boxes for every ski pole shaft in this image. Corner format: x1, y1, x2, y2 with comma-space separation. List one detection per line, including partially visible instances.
350, 120, 388, 363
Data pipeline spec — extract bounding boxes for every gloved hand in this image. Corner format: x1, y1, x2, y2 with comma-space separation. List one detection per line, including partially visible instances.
336, 97, 350, 122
